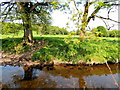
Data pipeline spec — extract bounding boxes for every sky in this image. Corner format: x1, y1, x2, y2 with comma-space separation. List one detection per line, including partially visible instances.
51, 1, 119, 31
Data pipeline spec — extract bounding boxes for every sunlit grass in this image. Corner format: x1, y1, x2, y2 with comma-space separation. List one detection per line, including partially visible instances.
0, 33, 118, 41
102, 37, 118, 40
1, 34, 79, 39
1, 34, 23, 39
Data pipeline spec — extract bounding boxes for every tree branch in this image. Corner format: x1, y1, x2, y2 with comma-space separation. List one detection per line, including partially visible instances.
101, 19, 108, 29
1, 2, 16, 6
2, 4, 15, 22
73, 0, 81, 26
30, 2, 48, 12
16, 2, 24, 13
87, 2, 120, 24
73, 0, 79, 13
87, 7, 101, 23
101, 19, 114, 31
107, 7, 114, 18
1, 2, 10, 6
94, 15, 120, 23
82, 1, 90, 23
110, 4, 120, 6
1, 3, 11, 15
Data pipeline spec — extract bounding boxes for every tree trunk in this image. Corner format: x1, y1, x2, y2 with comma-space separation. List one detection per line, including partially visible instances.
80, 29, 85, 41
16, 2, 33, 43
22, 13, 33, 43
80, 1, 90, 41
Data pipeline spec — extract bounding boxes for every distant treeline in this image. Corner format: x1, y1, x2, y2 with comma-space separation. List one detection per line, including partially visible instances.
70, 26, 120, 37
1, 22, 119, 37
1, 22, 69, 35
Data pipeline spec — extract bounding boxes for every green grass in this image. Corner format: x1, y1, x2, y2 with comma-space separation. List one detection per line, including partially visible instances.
1, 33, 118, 40
1, 34, 79, 39
1, 33, 22, 39
102, 37, 118, 40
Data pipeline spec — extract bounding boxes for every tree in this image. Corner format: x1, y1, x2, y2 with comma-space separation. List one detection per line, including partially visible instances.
97, 26, 107, 37
59, 28, 69, 35
65, 0, 120, 41
1, 22, 23, 35
1, 1, 56, 43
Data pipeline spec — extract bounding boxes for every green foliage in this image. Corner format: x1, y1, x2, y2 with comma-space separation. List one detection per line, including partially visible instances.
91, 27, 119, 37
50, 2, 60, 9
91, 28, 98, 36
1, 22, 23, 35
95, 2, 105, 8
38, 25, 69, 35
97, 26, 107, 37
2, 38, 30, 54
32, 36, 119, 64
107, 30, 119, 37
1, 22, 69, 36
91, 26, 107, 37
70, 31, 76, 35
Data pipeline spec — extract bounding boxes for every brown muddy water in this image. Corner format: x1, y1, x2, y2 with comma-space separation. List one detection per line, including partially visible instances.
0, 64, 120, 88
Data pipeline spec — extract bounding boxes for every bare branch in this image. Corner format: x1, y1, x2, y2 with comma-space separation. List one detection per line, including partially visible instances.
1, 1, 15, 6
1, 2, 11, 6
101, 19, 108, 28
2, 4, 15, 22
73, 0, 81, 25
1, 3, 11, 15
94, 15, 120, 23
101, 19, 114, 30
110, 4, 120, 6
73, 0, 79, 13
107, 7, 113, 18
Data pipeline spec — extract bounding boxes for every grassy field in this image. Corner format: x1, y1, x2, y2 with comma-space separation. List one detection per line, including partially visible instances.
1, 33, 118, 40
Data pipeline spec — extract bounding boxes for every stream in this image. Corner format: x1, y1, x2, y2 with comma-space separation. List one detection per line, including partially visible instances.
0, 64, 120, 88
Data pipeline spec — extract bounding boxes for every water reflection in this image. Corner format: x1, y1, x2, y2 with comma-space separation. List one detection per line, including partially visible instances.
23, 65, 33, 80
0, 65, 24, 88
0, 64, 120, 88
84, 74, 120, 88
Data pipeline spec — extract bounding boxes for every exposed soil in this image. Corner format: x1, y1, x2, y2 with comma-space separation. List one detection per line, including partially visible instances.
1, 40, 48, 67
1, 53, 40, 66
